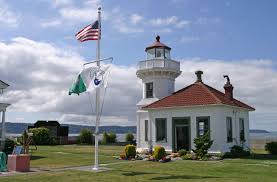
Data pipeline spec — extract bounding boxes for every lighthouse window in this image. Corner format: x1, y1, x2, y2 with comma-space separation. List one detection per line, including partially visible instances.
147, 49, 155, 59
155, 48, 164, 59
146, 82, 153, 98
165, 49, 170, 59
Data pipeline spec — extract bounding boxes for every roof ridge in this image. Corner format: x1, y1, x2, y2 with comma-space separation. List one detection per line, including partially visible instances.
200, 83, 222, 104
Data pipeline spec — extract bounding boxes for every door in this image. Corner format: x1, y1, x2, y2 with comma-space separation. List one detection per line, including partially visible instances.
175, 125, 189, 151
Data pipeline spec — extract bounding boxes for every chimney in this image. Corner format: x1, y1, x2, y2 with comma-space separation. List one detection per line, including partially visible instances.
195, 70, 203, 83
223, 75, 234, 100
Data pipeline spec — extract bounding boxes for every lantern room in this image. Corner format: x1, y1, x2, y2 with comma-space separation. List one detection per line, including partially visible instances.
145, 35, 171, 60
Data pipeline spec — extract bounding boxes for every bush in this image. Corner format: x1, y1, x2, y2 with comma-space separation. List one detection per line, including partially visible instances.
153, 146, 166, 161
181, 153, 197, 160
29, 127, 53, 145
3, 139, 16, 155
265, 142, 277, 155
192, 131, 213, 159
125, 144, 136, 159
101, 132, 117, 144
77, 129, 94, 144
125, 133, 134, 143
223, 145, 250, 158
177, 149, 187, 157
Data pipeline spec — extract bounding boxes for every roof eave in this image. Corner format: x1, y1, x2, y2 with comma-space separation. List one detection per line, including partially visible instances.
143, 104, 255, 112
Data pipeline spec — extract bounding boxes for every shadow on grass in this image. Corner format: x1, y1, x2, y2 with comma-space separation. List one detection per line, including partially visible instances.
246, 153, 277, 161
122, 171, 158, 176
151, 175, 221, 180
120, 170, 222, 180
31, 156, 46, 160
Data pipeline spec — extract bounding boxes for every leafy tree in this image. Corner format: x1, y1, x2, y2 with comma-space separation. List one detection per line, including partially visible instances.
101, 132, 117, 144
77, 129, 94, 144
125, 133, 134, 143
29, 127, 53, 145
192, 131, 213, 159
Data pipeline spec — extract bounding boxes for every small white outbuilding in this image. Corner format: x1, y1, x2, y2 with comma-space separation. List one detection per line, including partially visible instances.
136, 36, 255, 153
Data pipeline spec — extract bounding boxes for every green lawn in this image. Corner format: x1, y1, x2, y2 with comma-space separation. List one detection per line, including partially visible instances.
30, 145, 124, 169
1, 145, 277, 182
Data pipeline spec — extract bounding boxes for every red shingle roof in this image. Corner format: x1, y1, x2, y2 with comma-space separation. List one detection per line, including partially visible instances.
143, 82, 255, 111
145, 35, 171, 51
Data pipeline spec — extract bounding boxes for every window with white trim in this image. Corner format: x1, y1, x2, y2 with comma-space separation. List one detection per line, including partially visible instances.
156, 118, 167, 142
226, 117, 233, 143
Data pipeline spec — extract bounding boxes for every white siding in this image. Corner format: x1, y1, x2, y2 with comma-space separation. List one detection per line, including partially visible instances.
136, 105, 251, 153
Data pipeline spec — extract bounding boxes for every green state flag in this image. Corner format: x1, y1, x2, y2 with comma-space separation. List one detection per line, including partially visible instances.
69, 67, 98, 95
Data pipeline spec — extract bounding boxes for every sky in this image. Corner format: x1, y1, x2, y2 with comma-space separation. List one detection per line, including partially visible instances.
0, 0, 277, 131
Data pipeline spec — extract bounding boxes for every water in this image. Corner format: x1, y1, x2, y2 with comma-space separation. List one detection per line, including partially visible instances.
7, 132, 277, 142
6, 133, 135, 143
250, 132, 277, 139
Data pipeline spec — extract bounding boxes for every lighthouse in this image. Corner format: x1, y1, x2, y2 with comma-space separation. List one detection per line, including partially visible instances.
136, 36, 181, 151
136, 35, 181, 107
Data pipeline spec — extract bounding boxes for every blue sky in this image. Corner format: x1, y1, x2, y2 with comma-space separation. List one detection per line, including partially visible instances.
0, 0, 277, 130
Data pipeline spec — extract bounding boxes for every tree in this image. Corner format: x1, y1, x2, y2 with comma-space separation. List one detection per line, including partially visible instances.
29, 127, 53, 145
125, 133, 134, 143
77, 129, 94, 144
192, 131, 213, 159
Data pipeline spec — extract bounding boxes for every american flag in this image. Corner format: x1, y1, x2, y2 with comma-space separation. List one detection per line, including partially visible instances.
75, 21, 100, 42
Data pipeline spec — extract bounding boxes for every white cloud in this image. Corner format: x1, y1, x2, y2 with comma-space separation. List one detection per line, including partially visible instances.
0, 37, 277, 130
195, 17, 221, 25
149, 16, 190, 28
0, 0, 19, 27
130, 14, 143, 25
40, 19, 62, 28
41, 0, 101, 26
179, 36, 200, 43
109, 8, 144, 34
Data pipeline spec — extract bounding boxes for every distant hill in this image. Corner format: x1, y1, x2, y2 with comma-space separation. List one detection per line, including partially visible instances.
250, 129, 270, 133
5, 122, 136, 134
4, 122, 271, 135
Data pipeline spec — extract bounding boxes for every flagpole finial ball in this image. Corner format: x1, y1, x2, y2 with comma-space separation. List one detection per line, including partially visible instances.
156, 35, 160, 42
98, 7, 101, 11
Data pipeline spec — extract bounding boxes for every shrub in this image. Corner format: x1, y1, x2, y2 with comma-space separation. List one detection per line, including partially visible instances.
3, 139, 16, 155
77, 129, 94, 144
182, 153, 197, 160
29, 127, 53, 145
265, 142, 277, 155
153, 146, 166, 160
177, 149, 187, 157
223, 145, 250, 158
101, 132, 117, 144
125, 133, 134, 143
125, 144, 136, 159
192, 131, 213, 159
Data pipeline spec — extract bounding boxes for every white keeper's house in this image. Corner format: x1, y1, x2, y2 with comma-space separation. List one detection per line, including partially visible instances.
136, 36, 255, 153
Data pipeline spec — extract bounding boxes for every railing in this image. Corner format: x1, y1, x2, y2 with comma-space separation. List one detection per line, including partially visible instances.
137, 59, 180, 71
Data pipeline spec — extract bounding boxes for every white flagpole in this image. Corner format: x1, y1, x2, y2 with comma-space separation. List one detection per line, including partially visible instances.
93, 7, 101, 171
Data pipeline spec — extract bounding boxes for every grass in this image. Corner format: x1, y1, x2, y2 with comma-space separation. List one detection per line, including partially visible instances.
29, 145, 124, 169
1, 145, 277, 182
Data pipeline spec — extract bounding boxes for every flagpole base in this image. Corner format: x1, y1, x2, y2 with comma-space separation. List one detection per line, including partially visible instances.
92, 166, 99, 171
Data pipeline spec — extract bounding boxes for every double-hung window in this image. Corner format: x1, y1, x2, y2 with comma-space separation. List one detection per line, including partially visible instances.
226, 117, 233, 143
156, 118, 167, 142
145, 120, 148, 141
239, 118, 245, 142
145, 82, 153, 98
196, 117, 210, 137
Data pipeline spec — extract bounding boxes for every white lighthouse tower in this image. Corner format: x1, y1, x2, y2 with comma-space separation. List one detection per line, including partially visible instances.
136, 36, 181, 152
